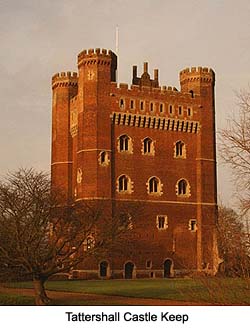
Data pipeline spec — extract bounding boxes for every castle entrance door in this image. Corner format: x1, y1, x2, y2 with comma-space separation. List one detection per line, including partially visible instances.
100, 261, 108, 277
164, 259, 172, 278
124, 262, 134, 279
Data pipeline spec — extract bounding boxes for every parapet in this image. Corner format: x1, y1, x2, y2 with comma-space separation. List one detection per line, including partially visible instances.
179, 66, 215, 83
78, 48, 115, 66
52, 71, 78, 89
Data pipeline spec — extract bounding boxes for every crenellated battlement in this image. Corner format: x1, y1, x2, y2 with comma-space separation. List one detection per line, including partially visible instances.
180, 66, 215, 83
52, 71, 78, 89
78, 48, 114, 66
110, 82, 182, 97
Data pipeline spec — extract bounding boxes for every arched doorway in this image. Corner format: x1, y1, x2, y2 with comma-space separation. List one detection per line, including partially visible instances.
99, 261, 109, 277
164, 259, 173, 278
124, 262, 134, 279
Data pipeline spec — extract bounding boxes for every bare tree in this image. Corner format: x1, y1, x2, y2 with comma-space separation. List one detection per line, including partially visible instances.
219, 89, 250, 209
217, 205, 250, 277
0, 169, 133, 305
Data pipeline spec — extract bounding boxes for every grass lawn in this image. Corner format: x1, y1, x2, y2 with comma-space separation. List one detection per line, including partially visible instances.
4, 277, 250, 305
0, 293, 34, 305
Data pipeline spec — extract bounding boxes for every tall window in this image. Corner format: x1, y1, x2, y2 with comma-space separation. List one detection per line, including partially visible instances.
119, 98, 125, 109
143, 137, 154, 155
176, 179, 190, 197
140, 100, 144, 111
178, 179, 187, 195
130, 99, 135, 109
118, 175, 128, 191
156, 215, 168, 230
175, 141, 186, 158
84, 236, 95, 251
169, 104, 173, 115
150, 102, 154, 112
189, 219, 197, 232
98, 151, 109, 166
147, 176, 162, 195
118, 135, 132, 153
117, 175, 133, 193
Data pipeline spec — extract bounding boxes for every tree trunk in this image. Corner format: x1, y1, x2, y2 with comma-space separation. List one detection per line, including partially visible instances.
33, 278, 50, 305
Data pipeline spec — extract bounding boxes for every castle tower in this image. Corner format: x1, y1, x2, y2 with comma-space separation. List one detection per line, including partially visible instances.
51, 72, 78, 201
75, 49, 117, 200
180, 67, 218, 272
51, 49, 219, 279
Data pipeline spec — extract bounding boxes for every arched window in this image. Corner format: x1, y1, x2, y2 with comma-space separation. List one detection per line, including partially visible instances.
142, 137, 154, 155
117, 175, 133, 193
98, 151, 109, 166
118, 135, 132, 153
149, 177, 158, 193
189, 90, 194, 98
147, 176, 163, 195
99, 261, 109, 277
119, 175, 128, 191
84, 236, 95, 251
176, 179, 190, 197
174, 141, 186, 158
178, 179, 187, 195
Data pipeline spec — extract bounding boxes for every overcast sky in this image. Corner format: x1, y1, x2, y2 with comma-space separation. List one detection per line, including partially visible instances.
1, 0, 250, 206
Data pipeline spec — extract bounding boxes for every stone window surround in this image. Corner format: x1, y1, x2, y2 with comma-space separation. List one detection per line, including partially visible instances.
189, 219, 197, 232
117, 174, 134, 194
146, 176, 163, 196
156, 215, 168, 230
141, 137, 155, 156
117, 134, 133, 154
174, 140, 187, 159
176, 178, 191, 197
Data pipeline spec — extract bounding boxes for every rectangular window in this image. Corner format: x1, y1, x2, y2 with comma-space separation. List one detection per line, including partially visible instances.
159, 103, 164, 113
189, 219, 197, 232
150, 102, 154, 112
169, 104, 173, 115
156, 215, 168, 230
140, 101, 144, 110
187, 107, 193, 117
119, 98, 125, 109
130, 100, 134, 109
178, 106, 182, 115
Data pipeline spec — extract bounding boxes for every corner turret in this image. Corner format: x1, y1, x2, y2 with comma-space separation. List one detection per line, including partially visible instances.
77, 48, 117, 82
179, 67, 215, 97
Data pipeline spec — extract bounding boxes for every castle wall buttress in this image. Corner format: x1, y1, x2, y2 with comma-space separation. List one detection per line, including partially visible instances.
51, 72, 78, 201
180, 67, 217, 271
75, 49, 117, 201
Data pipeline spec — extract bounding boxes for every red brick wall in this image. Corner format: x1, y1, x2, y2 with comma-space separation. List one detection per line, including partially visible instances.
51, 49, 218, 277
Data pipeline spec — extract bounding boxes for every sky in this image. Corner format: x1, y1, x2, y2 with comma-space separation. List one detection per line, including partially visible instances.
1, 0, 250, 206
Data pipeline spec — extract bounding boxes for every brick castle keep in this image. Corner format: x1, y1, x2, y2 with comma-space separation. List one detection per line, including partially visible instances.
51, 48, 219, 279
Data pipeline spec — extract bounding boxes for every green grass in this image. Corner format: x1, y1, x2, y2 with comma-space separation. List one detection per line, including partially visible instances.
4, 277, 250, 305
0, 292, 124, 306
0, 293, 34, 305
